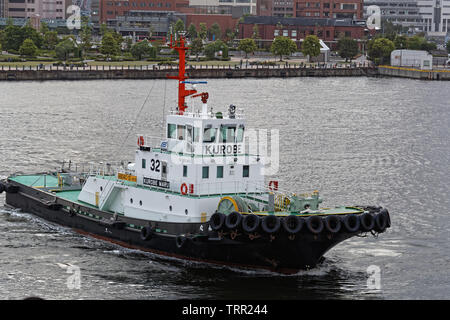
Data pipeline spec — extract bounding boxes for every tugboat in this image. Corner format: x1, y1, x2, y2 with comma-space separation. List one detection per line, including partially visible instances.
0, 35, 390, 273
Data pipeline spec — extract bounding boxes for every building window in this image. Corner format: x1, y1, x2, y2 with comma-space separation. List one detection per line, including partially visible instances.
292, 30, 297, 37
183, 165, 188, 177
142, 158, 146, 169
217, 166, 223, 178
274, 29, 279, 36
283, 30, 288, 37
202, 166, 209, 179
243, 165, 249, 178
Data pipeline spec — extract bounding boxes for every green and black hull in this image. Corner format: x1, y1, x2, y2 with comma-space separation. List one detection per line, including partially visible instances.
1, 178, 389, 273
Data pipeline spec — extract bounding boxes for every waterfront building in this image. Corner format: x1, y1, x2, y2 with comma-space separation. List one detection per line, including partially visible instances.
294, 0, 364, 19
3, 0, 67, 19
273, 0, 294, 17
363, 0, 450, 36
238, 15, 367, 49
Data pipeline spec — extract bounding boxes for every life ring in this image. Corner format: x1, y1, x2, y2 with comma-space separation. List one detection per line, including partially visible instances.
268, 180, 278, 191
242, 214, 260, 233
209, 212, 225, 231
261, 215, 281, 234
225, 211, 242, 230
137, 136, 145, 147
324, 215, 341, 233
282, 215, 303, 234
180, 183, 188, 195
306, 215, 324, 234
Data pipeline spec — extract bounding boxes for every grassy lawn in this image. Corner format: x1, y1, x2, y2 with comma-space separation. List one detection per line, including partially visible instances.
86, 60, 155, 66
0, 61, 53, 67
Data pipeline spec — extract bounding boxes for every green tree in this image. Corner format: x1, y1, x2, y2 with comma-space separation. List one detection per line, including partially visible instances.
131, 40, 156, 60
99, 23, 109, 37
100, 33, 119, 57
43, 31, 59, 50
204, 40, 228, 60
368, 38, 395, 65
19, 38, 38, 57
1, 25, 43, 51
337, 37, 358, 62
187, 23, 197, 39
173, 19, 185, 36
189, 37, 203, 60
40, 22, 49, 35
80, 16, 92, 55
55, 38, 77, 61
301, 35, 320, 62
271, 36, 297, 61
208, 23, 221, 41
394, 35, 408, 49
198, 23, 207, 40
238, 38, 257, 59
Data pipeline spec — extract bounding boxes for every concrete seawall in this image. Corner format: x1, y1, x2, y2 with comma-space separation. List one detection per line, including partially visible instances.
0, 65, 378, 81
378, 65, 450, 80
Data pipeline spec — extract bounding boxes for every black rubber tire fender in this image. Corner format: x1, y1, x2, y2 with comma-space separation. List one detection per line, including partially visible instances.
306, 215, 324, 234
282, 215, 303, 234
176, 235, 187, 249
374, 210, 388, 233
359, 212, 375, 231
324, 215, 342, 233
342, 214, 360, 233
209, 212, 225, 231
261, 215, 281, 234
242, 214, 260, 233
140, 226, 153, 241
225, 211, 242, 230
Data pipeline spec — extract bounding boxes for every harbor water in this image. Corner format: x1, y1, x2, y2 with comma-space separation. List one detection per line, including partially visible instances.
0, 77, 449, 299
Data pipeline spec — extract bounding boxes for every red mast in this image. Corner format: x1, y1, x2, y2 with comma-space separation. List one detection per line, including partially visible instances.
167, 34, 197, 115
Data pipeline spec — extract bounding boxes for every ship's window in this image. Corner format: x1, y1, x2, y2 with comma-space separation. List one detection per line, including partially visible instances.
177, 125, 185, 140
193, 127, 200, 142
142, 158, 146, 169
217, 166, 223, 178
185, 209, 188, 215
183, 165, 188, 177
130, 198, 133, 204
202, 166, 209, 179
203, 127, 217, 143
243, 165, 249, 178
219, 125, 236, 143
139, 200, 142, 206
236, 125, 245, 143
167, 123, 176, 139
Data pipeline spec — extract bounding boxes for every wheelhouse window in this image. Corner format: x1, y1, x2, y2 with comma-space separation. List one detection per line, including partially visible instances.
203, 127, 217, 143
193, 127, 200, 142
219, 125, 236, 143
202, 166, 209, 179
217, 166, 223, 178
236, 125, 245, 143
177, 125, 185, 140
167, 124, 176, 139
243, 165, 249, 178
142, 158, 146, 169
183, 165, 188, 177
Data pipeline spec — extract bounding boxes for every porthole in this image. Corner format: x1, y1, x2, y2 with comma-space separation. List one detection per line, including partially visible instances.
130, 198, 133, 204
169, 205, 172, 211
185, 209, 188, 215
139, 200, 142, 206
100, 186, 103, 191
